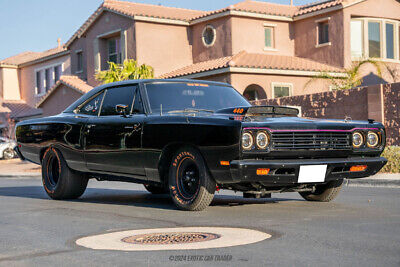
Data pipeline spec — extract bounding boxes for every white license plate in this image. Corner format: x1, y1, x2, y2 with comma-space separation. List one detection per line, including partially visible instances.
298, 165, 327, 183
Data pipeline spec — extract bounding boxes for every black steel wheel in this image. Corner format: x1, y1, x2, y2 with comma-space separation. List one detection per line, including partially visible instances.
41, 147, 88, 200
168, 146, 215, 211
299, 179, 344, 202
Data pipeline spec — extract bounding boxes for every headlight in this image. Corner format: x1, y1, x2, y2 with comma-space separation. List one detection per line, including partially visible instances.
256, 132, 269, 149
367, 131, 379, 147
352, 132, 363, 148
242, 132, 253, 150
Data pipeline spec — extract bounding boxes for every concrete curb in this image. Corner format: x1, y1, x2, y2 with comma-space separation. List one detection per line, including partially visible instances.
0, 173, 41, 178
345, 178, 400, 188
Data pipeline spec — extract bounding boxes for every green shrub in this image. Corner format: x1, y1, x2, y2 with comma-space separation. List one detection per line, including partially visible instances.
380, 146, 400, 173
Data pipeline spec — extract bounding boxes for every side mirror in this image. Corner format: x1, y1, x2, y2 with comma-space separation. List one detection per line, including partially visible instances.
116, 104, 128, 117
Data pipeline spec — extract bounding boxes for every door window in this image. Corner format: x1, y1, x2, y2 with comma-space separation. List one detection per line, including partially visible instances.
131, 89, 144, 114
100, 86, 136, 116
79, 92, 105, 116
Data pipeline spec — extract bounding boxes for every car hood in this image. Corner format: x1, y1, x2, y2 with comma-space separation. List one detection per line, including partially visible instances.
240, 116, 382, 131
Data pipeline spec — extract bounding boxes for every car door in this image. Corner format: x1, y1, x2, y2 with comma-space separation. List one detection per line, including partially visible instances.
84, 84, 146, 176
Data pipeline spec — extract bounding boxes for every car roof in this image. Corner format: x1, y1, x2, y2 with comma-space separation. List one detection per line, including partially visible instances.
96, 79, 231, 91
63, 79, 233, 113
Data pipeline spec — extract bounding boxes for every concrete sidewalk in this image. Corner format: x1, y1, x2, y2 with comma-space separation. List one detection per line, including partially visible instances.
0, 159, 399, 187
0, 159, 41, 177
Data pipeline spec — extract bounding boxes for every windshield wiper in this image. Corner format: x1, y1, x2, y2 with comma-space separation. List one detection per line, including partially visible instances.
167, 108, 214, 114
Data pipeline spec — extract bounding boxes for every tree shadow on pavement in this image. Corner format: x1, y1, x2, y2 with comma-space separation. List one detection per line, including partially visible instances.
0, 185, 301, 211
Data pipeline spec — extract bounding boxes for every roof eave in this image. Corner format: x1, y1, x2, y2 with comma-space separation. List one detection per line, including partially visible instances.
18, 50, 70, 68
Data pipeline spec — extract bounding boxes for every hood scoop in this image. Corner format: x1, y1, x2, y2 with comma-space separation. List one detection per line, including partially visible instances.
216, 105, 299, 118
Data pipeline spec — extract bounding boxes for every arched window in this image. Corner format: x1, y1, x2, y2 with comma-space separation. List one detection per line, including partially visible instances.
243, 84, 266, 101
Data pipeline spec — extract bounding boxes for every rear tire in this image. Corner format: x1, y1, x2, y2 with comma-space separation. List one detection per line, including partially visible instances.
299, 179, 344, 202
168, 147, 215, 211
144, 184, 168, 194
41, 147, 88, 200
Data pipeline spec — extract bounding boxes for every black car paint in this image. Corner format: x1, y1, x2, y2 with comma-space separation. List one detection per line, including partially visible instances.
15, 79, 387, 190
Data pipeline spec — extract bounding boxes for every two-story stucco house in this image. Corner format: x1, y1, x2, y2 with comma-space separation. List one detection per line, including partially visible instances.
1, 0, 400, 128
0, 41, 73, 133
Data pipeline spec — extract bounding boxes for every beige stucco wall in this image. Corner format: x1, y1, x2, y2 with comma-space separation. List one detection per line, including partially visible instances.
1, 67, 21, 100
191, 17, 233, 63
294, 10, 345, 68
69, 11, 135, 87
40, 84, 83, 117
230, 72, 331, 99
135, 21, 193, 76
19, 54, 70, 107
231, 17, 294, 56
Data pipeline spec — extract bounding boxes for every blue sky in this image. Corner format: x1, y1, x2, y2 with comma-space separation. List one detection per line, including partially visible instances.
0, 0, 315, 60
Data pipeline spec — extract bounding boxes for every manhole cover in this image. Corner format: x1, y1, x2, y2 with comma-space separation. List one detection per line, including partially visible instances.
76, 227, 272, 251
122, 232, 220, 245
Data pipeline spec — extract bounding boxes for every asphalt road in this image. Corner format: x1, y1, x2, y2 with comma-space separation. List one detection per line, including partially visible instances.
0, 177, 399, 267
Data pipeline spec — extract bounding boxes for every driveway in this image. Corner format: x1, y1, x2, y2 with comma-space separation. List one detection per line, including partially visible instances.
0, 178, 399, 266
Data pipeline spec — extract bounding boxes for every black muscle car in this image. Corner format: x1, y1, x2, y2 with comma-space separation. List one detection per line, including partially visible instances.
15, 79, 387, 211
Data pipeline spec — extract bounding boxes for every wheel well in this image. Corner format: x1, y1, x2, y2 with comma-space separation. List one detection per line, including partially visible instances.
158, 143, 211, 186
39, 147, 51, 163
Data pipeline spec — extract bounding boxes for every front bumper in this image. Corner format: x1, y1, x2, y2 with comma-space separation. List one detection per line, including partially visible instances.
229, 157, 387, 186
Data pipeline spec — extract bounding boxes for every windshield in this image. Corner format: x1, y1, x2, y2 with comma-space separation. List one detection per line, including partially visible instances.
145, 82, 250, 113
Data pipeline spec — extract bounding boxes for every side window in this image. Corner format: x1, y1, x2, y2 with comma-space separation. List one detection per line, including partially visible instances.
100, 86, 135, 116
79, 92, 105, 116
131, 89, 144, 114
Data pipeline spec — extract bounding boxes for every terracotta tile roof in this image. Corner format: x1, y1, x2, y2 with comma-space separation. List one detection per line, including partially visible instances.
192, 0, 297, 20
66, 0, 205, 46
1, 100, 42, 119
0, 46, 67, 67
103, 0, 205, 21
36, 75, 93, 108
295, 0, 345, 16
159, 55, 235, 79
160, 51, 343, 78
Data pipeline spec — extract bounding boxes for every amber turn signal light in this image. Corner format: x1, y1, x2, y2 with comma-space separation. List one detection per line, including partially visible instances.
256, 168, 270, 175
220, 161, 230, 166
350, 165, 367, 172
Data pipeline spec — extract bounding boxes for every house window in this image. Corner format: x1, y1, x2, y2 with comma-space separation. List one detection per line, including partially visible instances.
54, 65, 62, 83
108, 38, 121, 64
202, 25, 216, 47
318, 21, 329, 45
351, 18, 400, 61
368, 21, 381, 58
272, 83, 293, 98
45, 68, 51, 92
386, 23, 395, 59
76, 51, 83, 72
264, 27, 274, 48
35, 71, 42, 95
351, 20, 363, 58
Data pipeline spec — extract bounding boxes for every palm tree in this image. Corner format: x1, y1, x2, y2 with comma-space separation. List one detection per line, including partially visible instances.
305, 59, 383, 90
96, 59, 154, 84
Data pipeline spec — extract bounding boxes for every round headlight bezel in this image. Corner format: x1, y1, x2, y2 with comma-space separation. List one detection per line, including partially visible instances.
256, 131, 269, 149
352, 132, 364, 148
367, 131, 379, 148
242, 132, 254, 150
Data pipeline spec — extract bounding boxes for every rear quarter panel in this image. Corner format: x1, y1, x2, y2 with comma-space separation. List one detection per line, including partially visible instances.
15, 114, 89, 171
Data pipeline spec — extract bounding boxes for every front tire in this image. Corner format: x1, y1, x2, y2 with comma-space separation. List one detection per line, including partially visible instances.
168, 147, 215, 211
41, 147, 88, 200
299, 179, 344, 202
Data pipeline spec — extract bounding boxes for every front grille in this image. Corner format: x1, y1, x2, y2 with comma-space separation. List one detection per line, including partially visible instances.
270, 131, 352, 151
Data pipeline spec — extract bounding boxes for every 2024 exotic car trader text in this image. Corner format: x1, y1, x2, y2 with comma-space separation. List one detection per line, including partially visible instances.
15, 79, 387, 211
